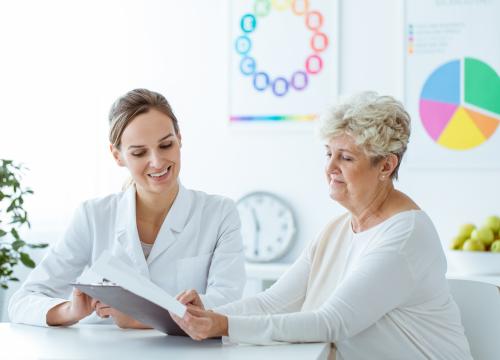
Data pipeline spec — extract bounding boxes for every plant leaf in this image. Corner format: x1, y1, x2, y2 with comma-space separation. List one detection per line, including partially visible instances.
20, 252, 36, 268
10, 228, 20, 240
12, 239, 26, 251
27, 243, 48, 249
6, 200, 16, 212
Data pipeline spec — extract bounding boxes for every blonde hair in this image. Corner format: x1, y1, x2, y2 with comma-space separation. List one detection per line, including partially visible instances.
318, 91, 411, 179
109, 88, 179, 149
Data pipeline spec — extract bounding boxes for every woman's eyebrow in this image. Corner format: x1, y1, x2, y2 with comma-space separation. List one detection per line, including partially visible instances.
127, 133, 174, 149
158, 133, 174, 142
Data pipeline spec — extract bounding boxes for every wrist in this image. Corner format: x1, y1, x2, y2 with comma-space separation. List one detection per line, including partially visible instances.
221, 315, 229, 337
47, 301, 79, 326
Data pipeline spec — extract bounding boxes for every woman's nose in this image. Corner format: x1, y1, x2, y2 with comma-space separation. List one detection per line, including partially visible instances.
149, 151, 163, 169
325, 157, 338, 174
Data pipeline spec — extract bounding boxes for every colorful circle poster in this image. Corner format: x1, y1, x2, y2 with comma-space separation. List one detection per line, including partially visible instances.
405, 0, 500, 168
229, 0, 338, 125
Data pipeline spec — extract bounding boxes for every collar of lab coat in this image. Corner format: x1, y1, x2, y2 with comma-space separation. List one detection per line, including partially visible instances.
114, 181, 192, 277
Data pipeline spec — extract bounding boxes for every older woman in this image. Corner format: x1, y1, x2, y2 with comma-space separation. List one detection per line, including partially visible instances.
172, 92, 472, 359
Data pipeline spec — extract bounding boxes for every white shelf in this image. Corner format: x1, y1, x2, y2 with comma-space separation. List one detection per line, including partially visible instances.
446, 273, 500, 287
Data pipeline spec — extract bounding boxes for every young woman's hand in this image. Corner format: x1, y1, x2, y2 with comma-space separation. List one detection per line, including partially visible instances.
46, 288, 96, 326
171, 306, 228, 341
176, 289, 205, 310
94, 301, 151, 329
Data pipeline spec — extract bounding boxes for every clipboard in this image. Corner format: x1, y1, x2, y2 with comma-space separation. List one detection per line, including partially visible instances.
72, 283, 187, 336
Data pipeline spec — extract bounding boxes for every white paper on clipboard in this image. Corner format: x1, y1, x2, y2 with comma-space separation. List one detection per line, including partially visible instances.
89, 250, 186, 318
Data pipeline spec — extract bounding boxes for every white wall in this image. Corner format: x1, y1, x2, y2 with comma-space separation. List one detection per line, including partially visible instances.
1, 0, 499, 320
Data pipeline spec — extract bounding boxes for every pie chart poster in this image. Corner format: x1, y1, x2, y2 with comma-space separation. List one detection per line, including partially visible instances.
229, 0, 338, 124
404, 0, 500, 168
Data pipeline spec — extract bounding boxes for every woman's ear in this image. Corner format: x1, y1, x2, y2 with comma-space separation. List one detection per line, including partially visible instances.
110, 144, 125, 167
380, 154, 398, 180
177, 132, 182, 148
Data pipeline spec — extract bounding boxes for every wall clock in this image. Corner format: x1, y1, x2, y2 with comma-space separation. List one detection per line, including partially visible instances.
236, 191, 296, 262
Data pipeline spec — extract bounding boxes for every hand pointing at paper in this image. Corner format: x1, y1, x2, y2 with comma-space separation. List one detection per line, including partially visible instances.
171, 306, 229, 341
176, 289, 205, 310
173, 289, 228, 340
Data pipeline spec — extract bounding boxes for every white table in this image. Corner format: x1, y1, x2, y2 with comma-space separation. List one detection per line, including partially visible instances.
0, 323, 329, 360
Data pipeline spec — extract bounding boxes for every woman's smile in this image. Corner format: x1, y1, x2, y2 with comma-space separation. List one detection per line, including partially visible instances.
330, 175, 346, 187
147, 164, 173, 183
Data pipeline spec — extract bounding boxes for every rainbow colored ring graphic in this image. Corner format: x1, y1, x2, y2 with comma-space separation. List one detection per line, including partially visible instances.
234, 0, 329, 99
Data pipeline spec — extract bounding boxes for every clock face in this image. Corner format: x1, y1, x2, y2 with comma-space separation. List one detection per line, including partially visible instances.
236, 192, 296, 262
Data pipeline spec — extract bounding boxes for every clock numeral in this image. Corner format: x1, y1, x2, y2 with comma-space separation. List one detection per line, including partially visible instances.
276, 237, 282, 243
267, 245, 273, 252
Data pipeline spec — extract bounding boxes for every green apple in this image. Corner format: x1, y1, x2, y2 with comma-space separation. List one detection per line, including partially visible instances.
471, 227, 495, 247
449, 236, 467, 250
483, 215, 500, 234
491, 240, 500, 253
457, 223, 476, 240
462, 239, 485, 251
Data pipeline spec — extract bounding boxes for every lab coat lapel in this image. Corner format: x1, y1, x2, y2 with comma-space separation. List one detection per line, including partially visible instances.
147, 183, 192, 265
114, 185, 150, 278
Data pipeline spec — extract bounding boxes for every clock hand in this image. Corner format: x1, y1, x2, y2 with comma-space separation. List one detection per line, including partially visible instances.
251, 208, 260, 256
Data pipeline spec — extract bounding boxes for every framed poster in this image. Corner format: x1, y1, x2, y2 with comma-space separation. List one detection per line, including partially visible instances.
404, 0, 500, 168
229, 0, 339, 126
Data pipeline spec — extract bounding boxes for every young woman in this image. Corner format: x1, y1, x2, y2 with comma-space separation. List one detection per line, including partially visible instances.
9, 88, 246, 328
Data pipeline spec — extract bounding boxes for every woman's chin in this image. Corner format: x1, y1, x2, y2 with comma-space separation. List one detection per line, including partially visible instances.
152, 179, 178, 193
329, 190, 345, 203
138, 176, 178, 194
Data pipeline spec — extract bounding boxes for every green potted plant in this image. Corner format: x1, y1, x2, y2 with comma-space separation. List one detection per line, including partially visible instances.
0, 159, 48, 293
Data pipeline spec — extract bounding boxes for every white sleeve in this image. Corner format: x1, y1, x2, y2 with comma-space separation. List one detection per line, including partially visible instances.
199, 200, 246, 309
225, 229, 417, 345
8, 204, 92, 326
214, 244, 312, 317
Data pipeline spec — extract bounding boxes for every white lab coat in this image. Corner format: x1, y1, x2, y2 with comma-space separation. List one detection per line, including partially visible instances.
8, 183, 246, 326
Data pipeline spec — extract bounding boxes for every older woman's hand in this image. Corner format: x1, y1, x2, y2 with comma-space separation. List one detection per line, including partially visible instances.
171, 306, 228, 341
176, 289, 205, 310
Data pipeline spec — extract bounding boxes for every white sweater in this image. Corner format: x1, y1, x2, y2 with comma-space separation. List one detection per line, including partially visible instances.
215, 211, 472, 360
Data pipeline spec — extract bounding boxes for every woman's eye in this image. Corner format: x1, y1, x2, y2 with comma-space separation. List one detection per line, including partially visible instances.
132, 152, 146, 157
325, 153, 332, 158
342, 156, 352, 161
160, 143, 172, 149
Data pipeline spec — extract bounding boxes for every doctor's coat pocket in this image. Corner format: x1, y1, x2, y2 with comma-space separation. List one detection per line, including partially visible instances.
176, 253, 212, 293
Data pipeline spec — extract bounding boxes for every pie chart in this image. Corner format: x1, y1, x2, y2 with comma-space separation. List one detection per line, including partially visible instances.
419, 57, 500, 150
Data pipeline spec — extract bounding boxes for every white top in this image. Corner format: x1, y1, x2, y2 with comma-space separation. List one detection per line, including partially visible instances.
9, 183, 246, 326
140, 241, 154, 259
215, 211, 472, 360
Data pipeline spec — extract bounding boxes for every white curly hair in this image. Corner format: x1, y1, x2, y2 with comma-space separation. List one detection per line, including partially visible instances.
318, 91, 411, 180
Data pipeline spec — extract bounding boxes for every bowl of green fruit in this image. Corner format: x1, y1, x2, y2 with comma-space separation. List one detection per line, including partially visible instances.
447, 215, 500, 275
